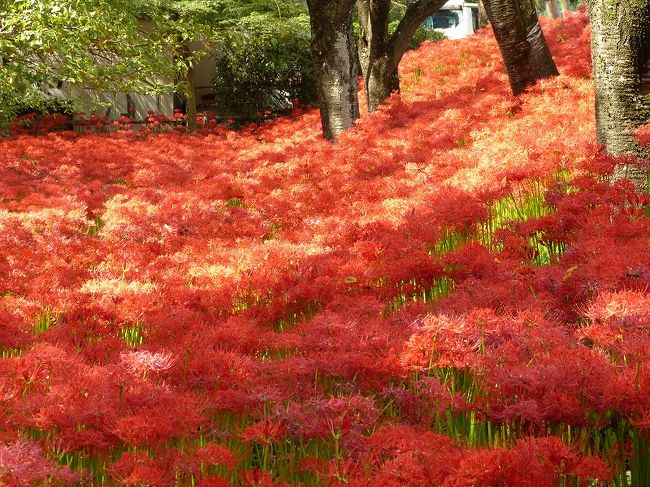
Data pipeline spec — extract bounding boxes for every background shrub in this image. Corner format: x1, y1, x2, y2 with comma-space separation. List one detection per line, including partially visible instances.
212, 16, 316, 120
1, 96, 73, 135
389, 22, 447, 50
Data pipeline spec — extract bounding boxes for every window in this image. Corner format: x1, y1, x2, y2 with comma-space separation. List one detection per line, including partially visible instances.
470, 7, 479, 31
425, 11, 461, 30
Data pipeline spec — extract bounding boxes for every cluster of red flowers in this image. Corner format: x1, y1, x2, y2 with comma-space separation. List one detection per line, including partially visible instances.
637, 124, 650, 148
8, 113, 72, 137
0, 10, 648, 486
8, 110, 245, 138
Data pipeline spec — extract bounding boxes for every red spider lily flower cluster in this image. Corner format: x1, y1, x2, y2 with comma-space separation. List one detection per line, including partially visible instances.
0, 10, 647, 486
636, 124, 650, 148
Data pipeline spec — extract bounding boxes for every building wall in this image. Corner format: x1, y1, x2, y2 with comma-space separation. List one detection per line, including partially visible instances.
45, 19, 213, 121
190, 41, 218, 112
47, 84, 175, 121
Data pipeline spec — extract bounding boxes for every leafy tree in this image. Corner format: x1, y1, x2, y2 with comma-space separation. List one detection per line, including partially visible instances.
481, 0, 558, 95
0, 0, 306, 128
587, 0, 650, 185
0, 0, 177, 122
212, 16, 316, 119
141, 0, 307, 131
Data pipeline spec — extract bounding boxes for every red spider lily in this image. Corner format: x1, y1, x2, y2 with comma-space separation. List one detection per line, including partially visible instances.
174, 443, 238, 476
196, 476, 231, 487
240, 419, 287, 445
0, 440, 80, 485
108, 450, 176, 486
282, 396, 379, 440
120, 350, 175, 378
636, 124, 650, 148
242, 469, 288, 487
445, 437, 611, 487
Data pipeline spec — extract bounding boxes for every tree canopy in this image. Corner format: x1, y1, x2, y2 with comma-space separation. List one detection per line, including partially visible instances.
0, 0, 177, 118
0, 0, 307, 121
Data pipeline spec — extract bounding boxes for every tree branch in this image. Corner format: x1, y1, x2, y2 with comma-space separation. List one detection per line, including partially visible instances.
389, 0, 447, 65
368, 0, 391, 60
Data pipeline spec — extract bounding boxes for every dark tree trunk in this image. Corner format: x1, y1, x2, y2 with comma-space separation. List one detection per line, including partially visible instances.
478, 0, 490, 27
360, 0, 396, 111
357, 0, 371, 79
366, 57, 401, 112
482, 0, 559, 95
358, 0, 447, 112
306, 0, 360, 141
185, 67, 197, 133
588, 0, 650, 184
182, 43, 197, 133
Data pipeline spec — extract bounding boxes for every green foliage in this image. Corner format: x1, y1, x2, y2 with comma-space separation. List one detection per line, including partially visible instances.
211, 15, 316, 119
0, 0, 179, 121
143, 0, 306, 28
388, 21, 447, 50
13, 97, 74, 117
0, 0, 307, 123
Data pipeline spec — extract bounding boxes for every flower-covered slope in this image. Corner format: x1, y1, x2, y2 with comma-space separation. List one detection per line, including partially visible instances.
1, 11, 649, 486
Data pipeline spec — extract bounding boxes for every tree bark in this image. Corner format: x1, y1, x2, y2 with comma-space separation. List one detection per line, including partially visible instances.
357, 0, 371, 79
182, 42, 197, 133
559, 0, 571, 14
545, 0, 562, 17
306, 0, 360, 141
359, 0, 447, 112
361, 0, 395, 111
482, 0, 559, 95
478, 0, 490, 27
587, 0, 650, 184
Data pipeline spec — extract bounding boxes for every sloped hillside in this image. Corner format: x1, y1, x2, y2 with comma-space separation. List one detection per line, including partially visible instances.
1, 11, 649, 486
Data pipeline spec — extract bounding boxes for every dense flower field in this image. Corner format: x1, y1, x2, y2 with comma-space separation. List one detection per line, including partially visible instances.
2, 10, 650, 486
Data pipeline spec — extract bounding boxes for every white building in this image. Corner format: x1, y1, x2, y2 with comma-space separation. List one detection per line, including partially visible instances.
47, 49, 218, 123
425, 1, 480, 40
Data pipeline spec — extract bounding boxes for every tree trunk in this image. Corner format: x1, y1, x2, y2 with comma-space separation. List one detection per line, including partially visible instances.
184, 50, 197, 133
482, 0, 559, 95
545, 0, 562, 17
478, 0, 490, 27
185, 68, 197, 133
362, 0, 394, 112
306, 0, 360, 141
360, 0, 446, 112
559, 0, 571, 14
357, 0, 371, 79
588, 0, 650, 185
367, 57, 401, 112
177, 39, 197, 133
